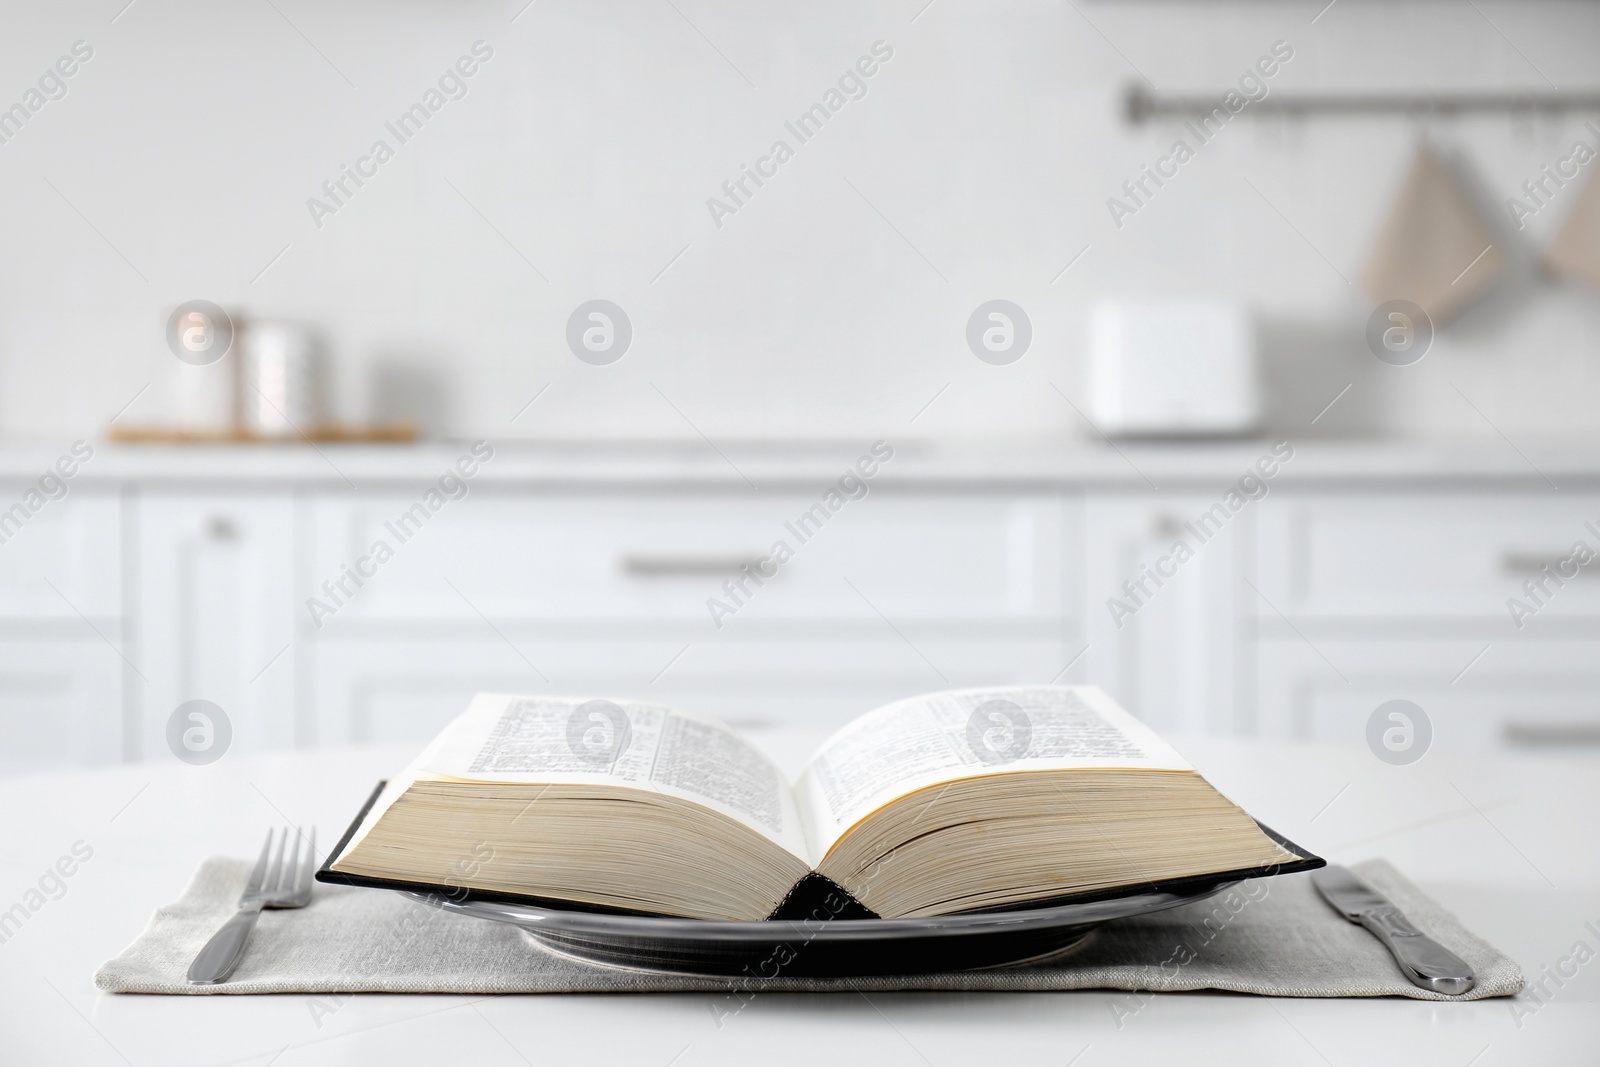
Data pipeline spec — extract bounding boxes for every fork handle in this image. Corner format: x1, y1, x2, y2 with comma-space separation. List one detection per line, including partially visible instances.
187, 904, 265, 984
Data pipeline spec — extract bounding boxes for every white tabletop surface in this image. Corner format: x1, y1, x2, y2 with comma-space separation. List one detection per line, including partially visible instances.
3, 732, 1598, 1067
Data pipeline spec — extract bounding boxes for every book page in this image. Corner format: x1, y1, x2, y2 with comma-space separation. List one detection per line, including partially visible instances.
793, 685, 1192, 859
347, 693, 809, 862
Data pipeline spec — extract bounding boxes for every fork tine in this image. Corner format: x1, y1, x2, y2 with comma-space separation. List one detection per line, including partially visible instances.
264, 826, 287, 893
287, 828, 306, 892
282, 826, 300, 892
243, 828, 275, 895
300, 827, 317, 892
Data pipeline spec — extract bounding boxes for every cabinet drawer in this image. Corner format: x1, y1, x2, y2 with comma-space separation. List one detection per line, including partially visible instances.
0, 492, 121, 621
1256, 638, 1600, 751
304, 492, 1068, 629
307, 636, 1072, 746
0, 642, 123, 771
1256, 493, 1600, 620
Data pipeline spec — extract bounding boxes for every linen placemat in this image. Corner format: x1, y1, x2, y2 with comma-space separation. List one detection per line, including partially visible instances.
95, 857, 1523, 1000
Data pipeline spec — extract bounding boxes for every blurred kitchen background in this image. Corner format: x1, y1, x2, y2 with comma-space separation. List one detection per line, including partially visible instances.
3, 0, 1600, 773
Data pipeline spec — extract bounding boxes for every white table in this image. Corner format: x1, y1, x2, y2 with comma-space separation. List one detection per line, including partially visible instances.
3, 733, 1598, 1066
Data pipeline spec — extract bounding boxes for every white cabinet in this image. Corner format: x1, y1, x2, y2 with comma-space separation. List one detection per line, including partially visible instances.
301, 491, 1071, 630
134, 492, 298, 760
1255, 492, 1600, 621
0, 490, 127, 768
300, 490, 1076, 744
1082, 495, 1247, 736
2, 466, 1594, 771
1256, 638, 1600, 751
1076, 488, 1600, 751
306, 636, 1071, 747
0, 492, 122, 623
1250, 490, 1600, 752
0, 642, 123, 772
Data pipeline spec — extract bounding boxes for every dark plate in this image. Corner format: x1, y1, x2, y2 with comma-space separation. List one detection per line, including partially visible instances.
402, 880, 1237, 977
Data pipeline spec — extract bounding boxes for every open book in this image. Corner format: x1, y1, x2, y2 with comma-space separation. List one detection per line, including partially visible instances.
320, 687, 1320, 921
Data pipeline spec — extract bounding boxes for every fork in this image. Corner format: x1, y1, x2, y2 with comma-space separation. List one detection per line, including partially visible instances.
187, 826, 316, 984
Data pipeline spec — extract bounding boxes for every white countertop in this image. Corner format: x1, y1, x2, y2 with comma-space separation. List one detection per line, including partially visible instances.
1, 436, 1599, 490
4, 733, 1597, 1066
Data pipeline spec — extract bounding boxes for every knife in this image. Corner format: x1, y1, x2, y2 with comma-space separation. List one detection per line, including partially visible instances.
1311, 866, 1475, 995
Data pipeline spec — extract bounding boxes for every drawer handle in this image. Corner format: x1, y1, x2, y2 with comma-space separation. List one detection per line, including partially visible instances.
1503, 722, 1600, 748
620, 554, 768, 578
1500, 551, 1596, 577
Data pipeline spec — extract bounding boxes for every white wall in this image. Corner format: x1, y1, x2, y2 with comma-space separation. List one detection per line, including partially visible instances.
1, 0, 1597, 442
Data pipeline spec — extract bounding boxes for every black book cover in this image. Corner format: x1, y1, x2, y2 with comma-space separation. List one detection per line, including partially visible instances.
316, 780, 1325, 921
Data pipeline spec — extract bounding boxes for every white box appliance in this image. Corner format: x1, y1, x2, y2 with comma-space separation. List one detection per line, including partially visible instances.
1086, 301, 1260, 436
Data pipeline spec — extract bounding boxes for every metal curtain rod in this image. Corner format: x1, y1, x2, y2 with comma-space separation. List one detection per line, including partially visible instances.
1123, 82, 1600, 125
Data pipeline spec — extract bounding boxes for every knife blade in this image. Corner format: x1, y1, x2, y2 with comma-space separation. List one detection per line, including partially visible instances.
1311, 866, 1475, 995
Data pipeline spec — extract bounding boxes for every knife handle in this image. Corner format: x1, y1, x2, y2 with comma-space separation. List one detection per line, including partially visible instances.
1358, 906, 1476, 995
